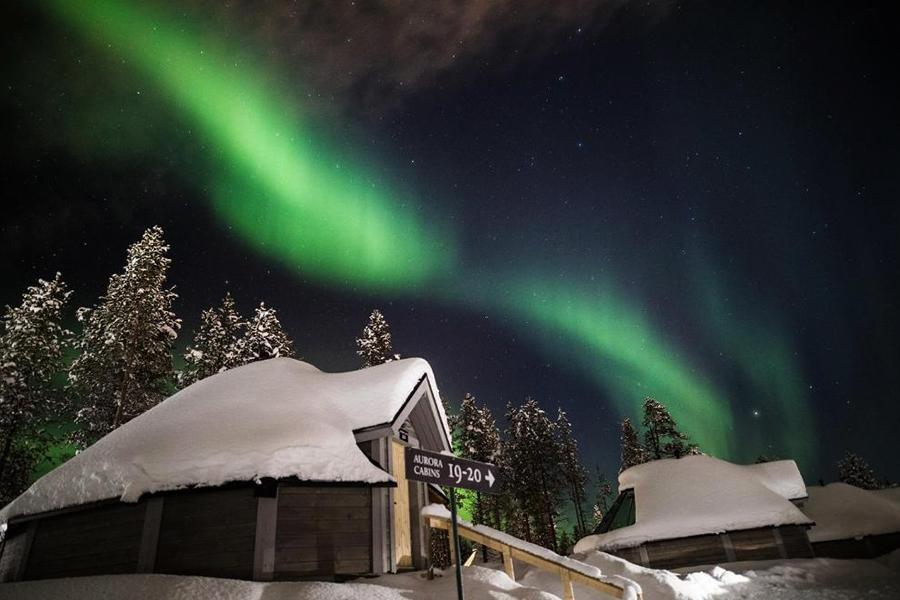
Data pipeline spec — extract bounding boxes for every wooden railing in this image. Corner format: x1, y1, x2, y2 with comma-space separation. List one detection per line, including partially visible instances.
426, 513, 636, 600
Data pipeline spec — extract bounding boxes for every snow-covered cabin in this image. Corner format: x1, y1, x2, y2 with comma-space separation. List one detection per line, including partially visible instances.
800, 483, 900, 559
0, 358, 451, 583
574, 455, 814, 569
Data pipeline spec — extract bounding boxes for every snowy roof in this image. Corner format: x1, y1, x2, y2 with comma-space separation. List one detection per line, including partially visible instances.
574, 455, 813, 553
1, 357, 448, 522
744, 460, 809, 500
802, 483, 900, 542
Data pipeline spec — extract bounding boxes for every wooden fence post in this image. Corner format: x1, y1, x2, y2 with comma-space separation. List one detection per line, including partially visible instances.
502, 545, 515, 580
561, 569, 575, 600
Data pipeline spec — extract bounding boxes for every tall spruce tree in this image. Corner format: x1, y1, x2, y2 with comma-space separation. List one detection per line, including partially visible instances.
0, 274, 71, 503
181, 293, 245, 387
591, 470, 614, 529
556, 408, 590, 538
504, 398, 564, 551
452, 392, 503, 560
641, 397, 695, 459
837, 451, 882, 490
69, 227, 180, 447
619, 417, 647, 472
356, 309, 395, 367
233, 302, 294, 364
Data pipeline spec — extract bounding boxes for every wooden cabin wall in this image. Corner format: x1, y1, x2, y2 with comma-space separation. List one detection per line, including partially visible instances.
274, 486, 372, 579
155, 487, 258, 579
9, 503, 144, 581
0, 523, 33, 583
1, 482, 377, 584
612, 525, 813, 570
643, 532, 729, 569
812, 532, 900, 559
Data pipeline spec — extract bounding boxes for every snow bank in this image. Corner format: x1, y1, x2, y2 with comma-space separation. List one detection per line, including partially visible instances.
1, 357, 447, 522
422, 504, 642, 599
521, 551, 749, 600
0, 567, 560, 600
802, 483, 900, 542
574, 456, 812, 553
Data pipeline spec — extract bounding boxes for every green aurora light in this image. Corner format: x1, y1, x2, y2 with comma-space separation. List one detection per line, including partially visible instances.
41, 0, 813, 467
44, 0, 453, 292
461, 274, 736, 457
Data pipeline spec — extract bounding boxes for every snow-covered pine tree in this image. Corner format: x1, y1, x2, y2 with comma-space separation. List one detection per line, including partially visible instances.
504, 398, 564, 552
591, 470, 614, 529
619, 417, 647, 472
556, 408, 590, 539
68, 226, 180, 447
356, 309, 395, 367
180, 293, 245, 387
232, 302, 294, 364
641, 396, 692, 459
451, 392, 503, 560
0, 274, 71, 504
837, 451, 882, 490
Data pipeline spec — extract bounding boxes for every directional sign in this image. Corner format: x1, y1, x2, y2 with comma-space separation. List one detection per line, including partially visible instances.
405, 446, 501, 494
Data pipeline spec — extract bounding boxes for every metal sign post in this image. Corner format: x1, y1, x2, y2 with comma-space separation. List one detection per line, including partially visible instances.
449, 486, 464, 600
405, 447, 503, 600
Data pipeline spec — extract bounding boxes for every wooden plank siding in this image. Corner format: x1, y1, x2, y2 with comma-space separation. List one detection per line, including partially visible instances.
0, 523, 33, 582
24, 503, 144, 580
155, 487, 258, 580
274, 486, 372, 579
643, 533, 729, 570
729, 527, 784, 561
813, 532, 900, 559
610, 525, 813, 569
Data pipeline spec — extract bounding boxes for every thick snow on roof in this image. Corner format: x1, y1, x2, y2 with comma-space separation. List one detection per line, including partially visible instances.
1, 357, 447, 522
744, 460, 809, 500
574, 456, 812, 553
803, 483, 900, 542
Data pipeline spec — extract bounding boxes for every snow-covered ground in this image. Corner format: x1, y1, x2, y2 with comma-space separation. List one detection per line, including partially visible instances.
1, 552, 898, 600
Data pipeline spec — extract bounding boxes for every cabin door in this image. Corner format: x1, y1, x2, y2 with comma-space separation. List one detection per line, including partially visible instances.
391, 439, 414, 569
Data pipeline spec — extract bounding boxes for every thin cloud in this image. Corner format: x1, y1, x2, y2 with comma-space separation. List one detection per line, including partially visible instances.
194, 0, 676, 116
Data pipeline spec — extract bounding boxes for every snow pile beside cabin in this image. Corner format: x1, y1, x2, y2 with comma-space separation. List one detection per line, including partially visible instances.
802, 483, 900, 542
1, 357, 446, 522
575, 455, 812, 553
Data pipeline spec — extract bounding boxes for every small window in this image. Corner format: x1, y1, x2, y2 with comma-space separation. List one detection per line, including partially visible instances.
594, 489, 636, 534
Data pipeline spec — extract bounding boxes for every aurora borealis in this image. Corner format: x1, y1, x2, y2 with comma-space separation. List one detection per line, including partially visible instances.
3, 0, 898, 480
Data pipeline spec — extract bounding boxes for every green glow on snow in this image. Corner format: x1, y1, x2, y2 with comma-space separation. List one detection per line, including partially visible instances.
45, 0, 453, 292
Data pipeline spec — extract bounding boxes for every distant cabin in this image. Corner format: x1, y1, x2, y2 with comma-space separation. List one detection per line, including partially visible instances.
0, 358, 451, 583
574, 456, 815, 569
800, 483, 900, 559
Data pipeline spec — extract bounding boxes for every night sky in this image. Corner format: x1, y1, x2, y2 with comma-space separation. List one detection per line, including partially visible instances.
2, 1, 898, 483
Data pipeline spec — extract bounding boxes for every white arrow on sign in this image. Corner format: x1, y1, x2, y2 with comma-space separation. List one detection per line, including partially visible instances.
486, 469, 495, 488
